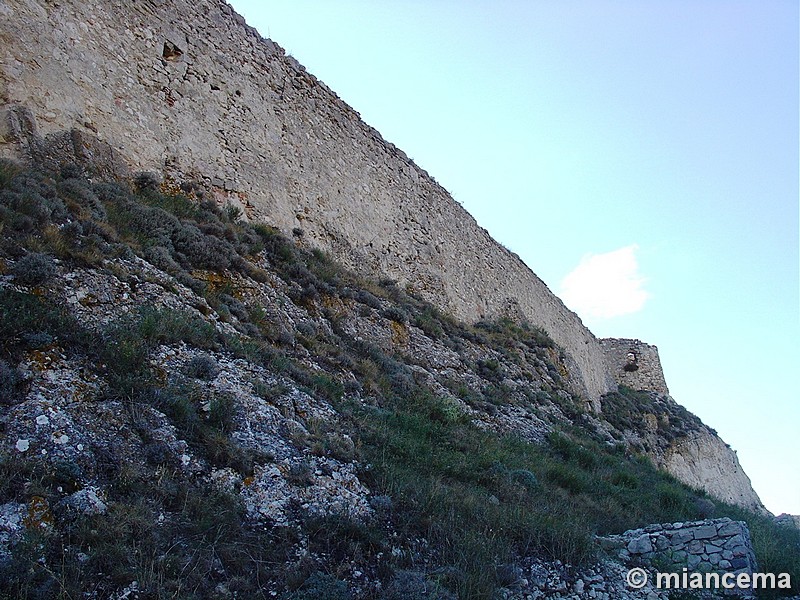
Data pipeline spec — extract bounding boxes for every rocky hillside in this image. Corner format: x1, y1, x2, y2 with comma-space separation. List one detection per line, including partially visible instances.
1, 162, 798, 599
0, 0, 769, 515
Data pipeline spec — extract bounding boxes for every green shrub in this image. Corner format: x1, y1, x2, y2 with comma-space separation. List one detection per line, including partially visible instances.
0, 169, 68, 232
287, 572, 352, 600
547, 431, 598, 470
183, 353, 220, 380
609, 469, 639, 490
11, 252, 57, 286
545, 462, 591, 494
657, 482, 690, 512
508, 468, 539, 490
0, 158, 21, 188
208, 392, 236, 432
381, 306, 409, 324
57, 177, 106, 220
0, 289, 85, 359
413, 306, 446, 339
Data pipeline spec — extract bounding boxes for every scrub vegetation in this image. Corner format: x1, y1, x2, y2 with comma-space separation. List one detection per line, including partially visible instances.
0, 160, 797, 599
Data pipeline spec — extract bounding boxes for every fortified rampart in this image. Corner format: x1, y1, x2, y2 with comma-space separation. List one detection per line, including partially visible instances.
0, 0, 771, 514
0, 0, 614, 406
601, 338, 669, 396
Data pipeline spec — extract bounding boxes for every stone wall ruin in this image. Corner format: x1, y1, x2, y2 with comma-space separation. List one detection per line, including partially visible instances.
600, 518, 760, 596
600, 338, 670, 396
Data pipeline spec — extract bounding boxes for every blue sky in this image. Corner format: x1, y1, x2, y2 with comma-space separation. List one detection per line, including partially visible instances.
229, 1, 799, 516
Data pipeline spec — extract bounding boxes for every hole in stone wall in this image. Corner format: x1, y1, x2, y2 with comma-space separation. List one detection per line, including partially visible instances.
162, 40, 184, 62
623, 351, 639, 372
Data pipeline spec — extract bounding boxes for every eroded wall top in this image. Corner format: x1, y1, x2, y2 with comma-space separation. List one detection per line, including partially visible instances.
600, 338, 669, 396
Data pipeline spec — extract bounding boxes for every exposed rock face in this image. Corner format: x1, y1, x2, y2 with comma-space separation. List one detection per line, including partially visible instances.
775, 514, 800, 530
661, 429, 765, 514
0, 0, 613, 406
599, 340, 765, 514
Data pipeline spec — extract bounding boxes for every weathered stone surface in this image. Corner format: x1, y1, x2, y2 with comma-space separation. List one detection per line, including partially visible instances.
774, 513, 800, 530
0, 0, 766, 515
627, 534, 653, 554
718, 520, 744, 536
0, 503, 26, 564
669, 528, 694, 545
61, 488, 108, 516
0, 0, 614, 408
694, 524, 719, 540
687, 540, 705, 553
600, 339, 669, 396
661, 429, 765, 514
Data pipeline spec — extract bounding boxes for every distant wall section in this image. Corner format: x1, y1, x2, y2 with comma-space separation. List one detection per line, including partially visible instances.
0, 0, 615, 405
600, 338, 669, 396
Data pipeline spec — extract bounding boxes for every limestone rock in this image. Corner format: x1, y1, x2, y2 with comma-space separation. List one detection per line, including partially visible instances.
661, 429, 766, 514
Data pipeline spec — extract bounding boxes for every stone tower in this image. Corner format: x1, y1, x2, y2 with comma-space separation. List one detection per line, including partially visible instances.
600, 338, 669, 396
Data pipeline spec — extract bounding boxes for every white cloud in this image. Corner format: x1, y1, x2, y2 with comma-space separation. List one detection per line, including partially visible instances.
559, 244, 650, 319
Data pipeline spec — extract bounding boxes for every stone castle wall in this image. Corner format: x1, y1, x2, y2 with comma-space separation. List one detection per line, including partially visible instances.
0, 0, 614, 406
0, 0, 772, 515
601, 338, 669, 396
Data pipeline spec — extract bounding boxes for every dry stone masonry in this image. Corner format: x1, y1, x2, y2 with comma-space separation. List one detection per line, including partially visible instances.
600, 518, 758, 591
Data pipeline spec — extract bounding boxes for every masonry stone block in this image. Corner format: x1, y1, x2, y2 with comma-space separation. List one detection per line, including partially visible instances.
693, 524, 719, 539
687, 540, 705, 553
730, 557, 749, 570
725, 534, 745, 549
718, 521, 742, 536
669, 529, 694, 545
627, 534, 653, 555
